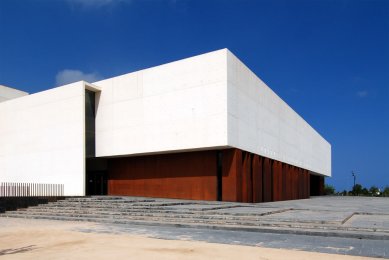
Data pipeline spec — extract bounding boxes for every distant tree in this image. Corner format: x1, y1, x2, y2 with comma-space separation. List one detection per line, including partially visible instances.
382, 186, 389, 197
352, 184, 363, 196
324, 184, 335, 195
369, 186, 380, 196
342, 190, 348, 196
361, 188, 369, 196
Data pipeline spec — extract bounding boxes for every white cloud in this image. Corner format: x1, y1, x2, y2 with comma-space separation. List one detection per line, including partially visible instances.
65, 0, 130, 9
55, 69, 103, 86
356, 90, 368, 98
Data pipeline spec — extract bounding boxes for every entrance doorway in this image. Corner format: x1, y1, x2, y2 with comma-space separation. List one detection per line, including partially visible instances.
86, 171, 108, 195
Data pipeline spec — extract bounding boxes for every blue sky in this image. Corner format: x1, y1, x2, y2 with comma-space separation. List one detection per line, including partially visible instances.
0, 0, 388, 192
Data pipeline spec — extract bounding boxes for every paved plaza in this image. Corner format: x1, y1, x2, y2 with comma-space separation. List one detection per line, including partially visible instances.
1, 196, 389, 258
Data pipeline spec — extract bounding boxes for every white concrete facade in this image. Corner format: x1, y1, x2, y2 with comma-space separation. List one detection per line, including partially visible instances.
226, 50, 331, 177
0, 85, 28, 103
0, 49, 331, 196
93, 49, 330, 176
94, 50, 228, 158
0, 82, 87, 195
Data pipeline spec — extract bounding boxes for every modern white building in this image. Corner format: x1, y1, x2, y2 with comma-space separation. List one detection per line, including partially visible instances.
0, 49, 331, 202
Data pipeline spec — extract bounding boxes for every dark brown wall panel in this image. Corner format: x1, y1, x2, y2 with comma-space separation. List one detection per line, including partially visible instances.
307, 171, 311, 197
221, 149, 239, 202
247, 154, 253, 203
298, 168, 303, 199
235, 149, 243, 202
252, 155, 263, 203
285, 165, 291, 200
293, 167, 298, 200
241, 152, 248, 203
241, 152, 253, 203
108, 147, 322, 203
263, 158, 272, 202
281, 163, 287, 200
108, 150, 217, 201
272, 161, 282, 201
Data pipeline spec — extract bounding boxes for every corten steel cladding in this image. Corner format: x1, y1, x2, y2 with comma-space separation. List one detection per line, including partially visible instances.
108, 150, 218, 200
221, 149, 239, 202
263, 158, 272, 202
252, 155, 263, 203
272, 161, 282, 201
219, 149, 312, 202
107, 148, 319, 202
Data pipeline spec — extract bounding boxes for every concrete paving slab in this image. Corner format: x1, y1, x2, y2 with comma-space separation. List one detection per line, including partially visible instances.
163, 204, 234, 211
260, 209, 353, 224
206, 206, 289, 216
345, 214, 389, 230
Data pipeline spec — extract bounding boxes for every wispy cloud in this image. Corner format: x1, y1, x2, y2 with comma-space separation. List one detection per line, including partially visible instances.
56, 69, 103, 86
65, 0, 130, 9
356, 90, 368, 98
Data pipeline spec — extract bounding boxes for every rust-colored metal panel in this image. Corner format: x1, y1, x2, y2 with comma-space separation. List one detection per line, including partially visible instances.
293, 167, 297, 200
294, 167, 299, 200
272, 161, 277, 201
108, 150, 217, 201
247, 154, 253, 203
273, 161, 283, 201
301, 171, 304, 198
241, 152, 253, 203
298, 168, 303, 199
304, 170, 309, 198
307, 171, 310, 197
108, 146, 324, 203
286, 165, 292, 200
235, 149, 243, 202
222, 148, 239, 202
252, 155, 263, 203
241, 152, 248, 203
291, 166, 296, 200
281, 163, 287, 201
290, 166, 294, 200
263, 157, 272, 202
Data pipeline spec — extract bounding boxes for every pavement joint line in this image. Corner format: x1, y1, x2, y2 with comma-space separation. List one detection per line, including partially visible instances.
253, 208, 293, 216
341, 212, 356, 225
355, 212, 389, 216
195, 205, 248, 211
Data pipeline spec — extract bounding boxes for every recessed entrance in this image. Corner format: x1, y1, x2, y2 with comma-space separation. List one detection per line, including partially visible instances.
86, 171, 108, 195
85, 88, 108, 196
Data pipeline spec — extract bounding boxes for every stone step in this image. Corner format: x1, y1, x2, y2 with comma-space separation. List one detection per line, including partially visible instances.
2, 212, 388, 241
41, 201, 203, 207
15, 207, 293, 222
18, 206, 288, 220
28, 204, 244, 213
27, 205, 202, 213
12, 208, 271, 222
4, 210, 389, 235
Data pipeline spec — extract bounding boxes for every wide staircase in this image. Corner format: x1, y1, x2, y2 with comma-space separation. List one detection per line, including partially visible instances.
1, 196, 279, 227
1, 196, 388, 240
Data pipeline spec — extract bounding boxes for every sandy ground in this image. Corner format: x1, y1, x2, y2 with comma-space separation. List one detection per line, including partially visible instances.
0, 218, 378, 260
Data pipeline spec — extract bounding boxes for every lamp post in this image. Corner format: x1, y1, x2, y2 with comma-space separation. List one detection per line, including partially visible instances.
352, 171, 356, 191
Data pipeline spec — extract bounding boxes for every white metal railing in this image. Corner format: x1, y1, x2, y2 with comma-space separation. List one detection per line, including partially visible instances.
0, 182, 64, 197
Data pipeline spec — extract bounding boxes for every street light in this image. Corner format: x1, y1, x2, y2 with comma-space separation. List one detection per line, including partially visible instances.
352, 171, 356, 190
